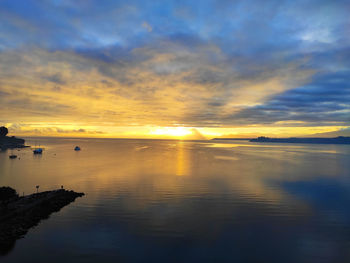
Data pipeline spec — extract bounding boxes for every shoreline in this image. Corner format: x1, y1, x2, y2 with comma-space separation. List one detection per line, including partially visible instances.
0, 136, 27, 150
250, 136, 350, 144
0, 189, 84, 254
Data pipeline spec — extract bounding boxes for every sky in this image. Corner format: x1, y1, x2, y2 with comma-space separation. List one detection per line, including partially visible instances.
0, 0, 349, 139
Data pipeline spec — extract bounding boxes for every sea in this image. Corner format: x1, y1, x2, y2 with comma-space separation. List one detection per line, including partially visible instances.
1, 138, 350, 263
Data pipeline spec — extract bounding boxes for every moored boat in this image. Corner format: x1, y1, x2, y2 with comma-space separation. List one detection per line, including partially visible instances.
33, 148, 43, 154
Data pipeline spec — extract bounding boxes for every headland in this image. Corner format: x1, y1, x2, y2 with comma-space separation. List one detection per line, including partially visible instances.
250, 136, 350, 144
0, 126, 26, 150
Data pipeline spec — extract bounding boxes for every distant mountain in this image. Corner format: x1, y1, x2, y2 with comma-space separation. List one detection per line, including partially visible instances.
250, 136, 350, 144
212, 138, 252, 141
307, 128, 350, 138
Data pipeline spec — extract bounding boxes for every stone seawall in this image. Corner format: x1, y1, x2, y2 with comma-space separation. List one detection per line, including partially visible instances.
0, 189, 84, 252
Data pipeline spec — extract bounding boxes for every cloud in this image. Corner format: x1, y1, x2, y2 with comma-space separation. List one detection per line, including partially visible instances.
307, 127, 350, 138
142, 21, 152, 32
187, 128, 206, 140
0, 0, 349, 136
229, 70, 350, 126
5, 123, 105, 136
0, 41, 315, 129
43, 73, 66, 85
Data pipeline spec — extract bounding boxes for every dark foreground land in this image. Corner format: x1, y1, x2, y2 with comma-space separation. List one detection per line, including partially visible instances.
0, 187, 84, 255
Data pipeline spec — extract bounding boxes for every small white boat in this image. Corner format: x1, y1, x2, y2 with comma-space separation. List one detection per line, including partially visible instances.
74, 146, 81, 151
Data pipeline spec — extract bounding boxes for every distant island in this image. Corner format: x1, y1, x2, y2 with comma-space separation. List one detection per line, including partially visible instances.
250, 136, 350, 144
212, 136, 350, 144
0, 126, 26, 150
212, 138, 253, 141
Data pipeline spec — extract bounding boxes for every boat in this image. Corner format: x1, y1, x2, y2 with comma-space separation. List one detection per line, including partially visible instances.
9, 149, 17, 159
33, 141, 43, 154
74, 146, 81, 151
33, 148, 43, 154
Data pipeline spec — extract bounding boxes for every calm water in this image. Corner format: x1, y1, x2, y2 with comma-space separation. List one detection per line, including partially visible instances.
1, 138, 350, 262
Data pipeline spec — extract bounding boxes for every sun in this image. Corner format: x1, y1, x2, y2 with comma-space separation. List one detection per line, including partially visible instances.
149, 127, 192, 138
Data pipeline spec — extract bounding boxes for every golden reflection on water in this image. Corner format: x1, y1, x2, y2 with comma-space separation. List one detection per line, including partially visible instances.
1, 138, 350, 262
176, 141, 190, 176
0, 138, 348, 205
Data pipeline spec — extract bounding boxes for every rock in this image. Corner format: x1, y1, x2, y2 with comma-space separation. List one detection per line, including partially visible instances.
0, 187, 18, 202
0, 127, 8, 137
0, 127, 26, 150
0, 188, 84, 254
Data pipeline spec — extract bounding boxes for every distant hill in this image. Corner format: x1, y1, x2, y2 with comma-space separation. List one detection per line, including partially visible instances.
212, 138, 252, 141
250, 136, 350, 144
307, 128, 350, 138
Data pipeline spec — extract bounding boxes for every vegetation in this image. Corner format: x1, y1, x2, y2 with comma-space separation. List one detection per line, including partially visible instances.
0, 127, 8, 137
0, 187, 18, 202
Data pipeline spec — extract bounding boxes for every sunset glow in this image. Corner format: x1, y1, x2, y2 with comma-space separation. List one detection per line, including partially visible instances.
150, 127, 193, 138
1, 1, 350, 262
0, 1, 349, 139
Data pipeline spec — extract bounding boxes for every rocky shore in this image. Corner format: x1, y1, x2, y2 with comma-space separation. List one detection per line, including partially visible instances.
0, 188, 84, 253
0, 136, 26, 150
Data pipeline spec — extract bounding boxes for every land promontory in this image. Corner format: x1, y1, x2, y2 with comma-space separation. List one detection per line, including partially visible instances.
250, 136, 350, 144
0, 126, 25, 150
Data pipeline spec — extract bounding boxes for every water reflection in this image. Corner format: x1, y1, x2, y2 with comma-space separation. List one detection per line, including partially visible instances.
0, 138, 350, 262
176, 141, 190, 176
